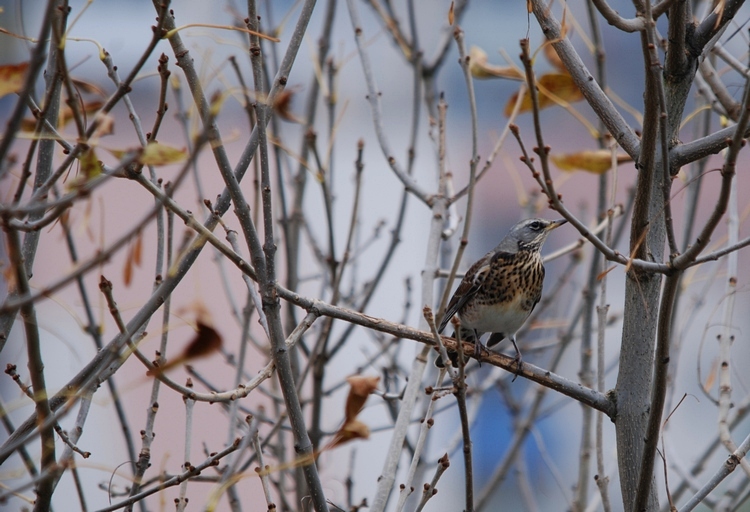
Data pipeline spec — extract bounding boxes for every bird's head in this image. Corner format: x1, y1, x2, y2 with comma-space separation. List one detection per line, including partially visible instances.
500, 218, 567, 252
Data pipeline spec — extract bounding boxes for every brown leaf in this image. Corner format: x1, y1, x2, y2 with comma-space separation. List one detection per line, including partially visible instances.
344, 375, 380, 423
328, 419, 371, 449
123, 245, 134, 287
58, 100, 104, 128
551, 150, 632, 174
448, 1, 455, 25
182, 320, 222, 359
132, 231, 143, 266
21, 100, 104, 132
138, 142, 187, 166
543, 42, 566, 73
469, 46, 523, 80
504, 73, 584, 116
147, 320, 222, 376
272, 89, 302, 123
91, 112, 115, 140
71, 77, 106, 97
0, 62, 28, 99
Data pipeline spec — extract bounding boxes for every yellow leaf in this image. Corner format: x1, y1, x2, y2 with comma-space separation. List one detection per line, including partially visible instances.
138, 142, 186, 166
80, 147, 102, 179
551, 150, 632, 175
469, 46, 524, 80
504, 73, 584, 116
0, 62, 28, 98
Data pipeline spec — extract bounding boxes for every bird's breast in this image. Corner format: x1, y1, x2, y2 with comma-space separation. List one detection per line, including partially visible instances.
459, 251, 544, 334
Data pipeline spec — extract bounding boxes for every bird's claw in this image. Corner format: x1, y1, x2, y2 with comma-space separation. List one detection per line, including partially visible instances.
511, 354, 523, 382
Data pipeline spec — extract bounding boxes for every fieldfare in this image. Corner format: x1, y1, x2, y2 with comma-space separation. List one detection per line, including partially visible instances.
436, 218, 567, 369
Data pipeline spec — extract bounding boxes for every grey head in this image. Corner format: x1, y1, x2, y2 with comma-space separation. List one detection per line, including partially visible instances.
495, 218, 567, 253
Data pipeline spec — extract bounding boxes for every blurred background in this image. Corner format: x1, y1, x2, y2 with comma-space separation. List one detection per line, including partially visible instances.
1, 0, 750, 510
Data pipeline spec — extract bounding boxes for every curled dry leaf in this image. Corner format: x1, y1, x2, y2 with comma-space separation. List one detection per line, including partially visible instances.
71, 77, 106, 97
123, 232, 143, 287
21, 100, 104, 132
147, 320, 222, 376
551, 150, 633, 174
0, 62, 28, 98
327, 375, 379, 449
90, 112, 115, 141
272, 89, 303, 123
138, 141, 187, 166
328, 419, 371, 449
504, 73, 584, 116
469, 46, 523, 80
344, 375, 380, 422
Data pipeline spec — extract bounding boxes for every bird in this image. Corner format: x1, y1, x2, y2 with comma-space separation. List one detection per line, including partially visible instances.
435, 218, 567, 371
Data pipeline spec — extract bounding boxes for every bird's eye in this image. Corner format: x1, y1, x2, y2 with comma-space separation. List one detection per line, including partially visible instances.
529, 221, 542, 230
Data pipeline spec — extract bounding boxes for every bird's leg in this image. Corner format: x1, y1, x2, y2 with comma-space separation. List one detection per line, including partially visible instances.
472, 329, 487, 361
509, 334, 523, 381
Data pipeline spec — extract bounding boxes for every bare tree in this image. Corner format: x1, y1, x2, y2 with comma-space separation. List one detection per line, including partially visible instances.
1, 1, 749, 511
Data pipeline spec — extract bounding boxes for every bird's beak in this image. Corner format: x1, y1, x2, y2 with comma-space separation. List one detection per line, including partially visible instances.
546, 219, 568, 231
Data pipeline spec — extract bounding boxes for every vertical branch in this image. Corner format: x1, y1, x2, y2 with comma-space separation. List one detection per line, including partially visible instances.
176, 393, 195, 512
437, 28, 479, 318
594, 149, 617, 512
716, 179, 750, 476
248, 2, 329, 511
613, 3, 665, 509
393, 364, 446, 512
574, 3, 610, 509
4, 225, 56, 511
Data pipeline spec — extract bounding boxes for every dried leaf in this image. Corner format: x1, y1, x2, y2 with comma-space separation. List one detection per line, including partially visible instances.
344, 375, 380, 423
551, 150, 632, 174
469, 46, 523, 80
132, 232, 143, 266
123, 245, 134, 287
90, 112, 115, 140
147, 320, 222, 376
703, 358, 717, 393
21, 100, 104, 132
328, 420, 370, 449
80, 147, 103, 179
0, 62, 28, 98
71, 77, 106, 97
58, 100, 104, 128
504, 73, 584, 116
123, 233, 143, 287
543, 41, 566, 73
182, 321, 222, 359
272, 89, 302, 123
138, 142, 187, 166
448, 1, 455, 25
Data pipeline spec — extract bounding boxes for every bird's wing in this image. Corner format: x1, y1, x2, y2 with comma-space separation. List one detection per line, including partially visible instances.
438, 253, 495, 333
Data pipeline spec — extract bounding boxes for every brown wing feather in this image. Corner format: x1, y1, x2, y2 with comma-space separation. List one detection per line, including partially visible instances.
438, 253, 495, 333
